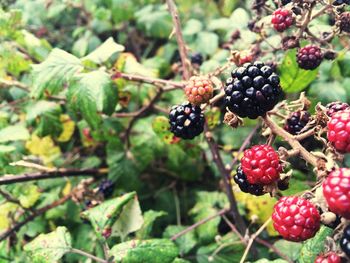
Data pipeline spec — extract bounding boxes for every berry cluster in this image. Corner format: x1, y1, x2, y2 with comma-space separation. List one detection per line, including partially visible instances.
169, 102, 204, 140
297, 45, 323, 70
184, 76, 213, 105
327, 110, 350, 153
272, 196, 321, 242
241, 144, 282, 185
271, 8, 294, 32
315, 252, 341, 263
284, 110, 311, 135
224, 62, 282, 119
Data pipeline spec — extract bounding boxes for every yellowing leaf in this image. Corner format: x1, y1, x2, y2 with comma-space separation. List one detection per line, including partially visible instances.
57, 114, 75, 142
26, 134, 61, 166
115, 53, 157, 77
18, 184, 41, 208
62, 181, 71, 196
0, 203, 18, 230
233, 181, 278, 236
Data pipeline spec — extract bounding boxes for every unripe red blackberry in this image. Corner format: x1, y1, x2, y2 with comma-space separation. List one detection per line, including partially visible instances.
233, 166, 265, 196
272, 196, 321, 242
340, 12, 350, 33
323, 168, 350, 219
326, 101, 350, 117
224, 62, 283, 119
315, 252, 341, 263
327, 110, 350, 153
241, 144, 282, 185
169, 102, 204, 140
341, 225, 350, 258
284, 111, 311, 135
271, 8, 294, 32
184, 76, 213, 105
297, 45, 323, 70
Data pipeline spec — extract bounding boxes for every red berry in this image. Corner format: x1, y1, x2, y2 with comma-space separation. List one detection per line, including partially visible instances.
272, 196, 321, 242
241, 145, 282, 185
271, 8, 294, 32
297, 45, 323, 70
315, 252, 341, 263
327, 110, 350, 153
184, 76, 213, 105
323, 168, 350, 219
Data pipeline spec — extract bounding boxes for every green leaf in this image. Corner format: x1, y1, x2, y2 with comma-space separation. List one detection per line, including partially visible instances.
111, 194, 144, 240
67, 70, 118, 129
273, 240, 302, 261
163, 225, 197, 254
183, 19, 203, 36
111, 0, 135, 24
136, 210, 167, 239
82, 37, 124, 64
279, 49, 318, 93
195, 32, 219, 56
308, 81, 346, 104
0, 124, 29, 143
24, 226, 72, 263
31, 48, 83, 99
0, 145, 16, 153
81, 192, 137, 239
110, 239, 179, 263
298, 226, 333, 263
16, 184, 41, 208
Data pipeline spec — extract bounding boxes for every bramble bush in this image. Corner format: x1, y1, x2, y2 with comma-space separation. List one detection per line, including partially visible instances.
1, 0, 350, 262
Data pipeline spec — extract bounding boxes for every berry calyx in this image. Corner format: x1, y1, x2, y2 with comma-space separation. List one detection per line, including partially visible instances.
340, 12, 350, 33
315, 252, 341, 263
323, 168, 350, 219
233, 165, 265, 196
224, 61, 283, 119
272, 196, 321, 242
169, 102, 205, 140
341, 225, 350, 258
284, 110, 311, 135
297, 45, 323, 70
271, 8, 294, 32
326, 101, 350, 117
241, 144, 282, 185
327, 110, 350, 153
184, 76, 213, 105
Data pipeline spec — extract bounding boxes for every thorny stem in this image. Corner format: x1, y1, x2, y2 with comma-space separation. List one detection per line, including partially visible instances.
70, 248, 108, 263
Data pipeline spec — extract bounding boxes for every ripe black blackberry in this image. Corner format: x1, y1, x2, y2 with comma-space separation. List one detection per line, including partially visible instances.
98, 179, 114, 198
341, 225, 350, 258
277, 178, 289, 191
190, 53, 203, 65
281, 0, 291, 5
169, 102, 205, 140
224, 61, 283, 119
284, 111, 311, 135
340, 12, 350, 33
333, 0, 350, 5
233, 165, 265, 196
297, 45, 323, 70
326, 101, 350, 117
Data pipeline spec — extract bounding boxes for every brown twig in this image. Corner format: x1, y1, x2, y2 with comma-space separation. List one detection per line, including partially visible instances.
166, 0, 190, 80
204, 124, 246, 235
0, 168, 107, 185
170, 208, 228, 241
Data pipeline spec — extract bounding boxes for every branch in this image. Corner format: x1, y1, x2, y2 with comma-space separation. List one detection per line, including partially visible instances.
0, 78, 29, 92
263, 114, 320, 168
70, 248, 108, 263
166, 0, 190, 80
0, 168, 108, 185
118, 72, 184, 90
170, 208, 228, 241
204, 124, 246, 235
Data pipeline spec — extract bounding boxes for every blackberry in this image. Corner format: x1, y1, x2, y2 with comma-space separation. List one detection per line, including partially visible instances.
284, 110, 311, 135
98, 179, 114, 198
340, 12, 350, 33
297, 45, 323, 70
233, 166, 265, 196
277, 178, 289, 191
224, 62, 283, 119
333, 0, 350, 5
341, 225, 350, 258
169, 102, 205, 139
190, 53, 203, 65
271, 8, 294, 32
326, 101, 350, 117
281, 0, 291, 5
